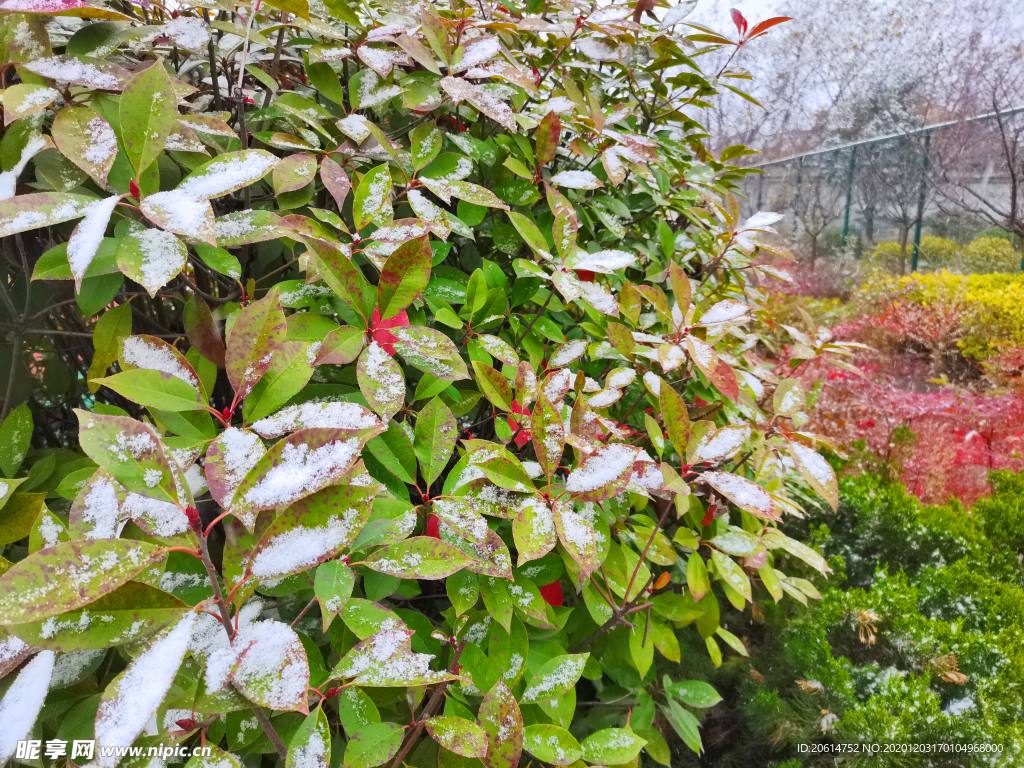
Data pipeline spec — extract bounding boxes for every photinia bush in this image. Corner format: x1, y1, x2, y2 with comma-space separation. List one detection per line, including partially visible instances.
0, 1, 848, 765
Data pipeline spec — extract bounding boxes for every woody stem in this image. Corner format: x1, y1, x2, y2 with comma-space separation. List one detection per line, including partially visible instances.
196, 534, 288, 759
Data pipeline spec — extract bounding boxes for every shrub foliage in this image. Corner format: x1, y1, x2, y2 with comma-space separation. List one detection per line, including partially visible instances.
0, 1, 849, 766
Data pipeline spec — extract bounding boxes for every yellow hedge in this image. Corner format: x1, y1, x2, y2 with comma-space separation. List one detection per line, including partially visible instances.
857, 271, 1024, 358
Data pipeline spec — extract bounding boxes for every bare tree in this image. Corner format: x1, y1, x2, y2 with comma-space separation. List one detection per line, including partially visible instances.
787, 163, 845, 265
933, 70, 1024, 238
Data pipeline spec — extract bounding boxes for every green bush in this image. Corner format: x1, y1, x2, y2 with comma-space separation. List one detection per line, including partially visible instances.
693, 473, 1024, 766
918, 235, 961, 272
962, 237, 1021, 274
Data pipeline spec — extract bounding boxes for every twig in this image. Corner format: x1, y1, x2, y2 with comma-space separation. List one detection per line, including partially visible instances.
203, 10, 221, 110
513, 291, 554, 347
196, 534, 288, 759
388, 643, 464, 768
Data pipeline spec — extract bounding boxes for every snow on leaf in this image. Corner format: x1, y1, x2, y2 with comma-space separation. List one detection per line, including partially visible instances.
547, 170, 603, 189
0, 191, 94, 238
66, 195, 119, 290
0, 133, 47, 200
204, 427, 266, 510
565, 443, 640, 499
357, 341, 406, 420
521, 653, 589, 702
563, 248, 636, 273
251, 400, 381, 439
478, 681, 523, 768
549, 339, 588, 368
93, 612, 196, 767
246, 484, 376, 580
227, 620, 310, 712
232, 428, 379, 527
692, 425, 750, 463
702, 471, 780, 521
0, 650, 54, 762
440, 76, 517, 133
512, 499, 557, 566
789, 442, 839, 511
115, 226, 188, 297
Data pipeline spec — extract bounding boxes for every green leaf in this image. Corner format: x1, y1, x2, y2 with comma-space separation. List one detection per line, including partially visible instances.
352, 163, 392, 231
414, 396, 456, 486
378, 235, 432, 319
51, 107, 117, 186
512, 500, 557, 566
0, 539, 163, 624
659, 377, 691, 455
342, 598, 406, 639
75, 410, 176, 500
315, 559, 355, 631
93, 369, 205, 412
523, 724, 582, 766
366, 420, 417, 485
119, 60, 178, 176
666, 679, 723, 708
243, 341, 315, 423
13, 581, 189, 651
472, 361, 512, 411
410, 123, 443, 170
0, 488, 37, 543
317, 325, 366, 365
312, 243, 372, 325
343, 722, 403, 768
0, 402, 32, 477
479, 575, 513, 632
193, 242, 242, 279
521, 653, 588, 702
288, 706, 331, 768
507, 212, 550, 257
225, 289, 287, 400
362, 536, 474, 579
687, 553, 709, 601
391, 326, 470, 381
629, 610, 654, 677
247, 484, 376, 581
87, 303, 132, 391
446, 568, 479, 615
663, 698, 702, 753
581, 728, 647, 765
425, 715, 488, 758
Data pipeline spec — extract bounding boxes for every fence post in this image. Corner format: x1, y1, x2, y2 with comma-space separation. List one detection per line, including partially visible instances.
841, 147, 857, 248
910, 131, 931, 272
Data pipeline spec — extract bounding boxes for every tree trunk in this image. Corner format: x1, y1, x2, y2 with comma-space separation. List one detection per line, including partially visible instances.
898, 226, 909, 275
810, 233, 818, 271
864, 205, 875, 244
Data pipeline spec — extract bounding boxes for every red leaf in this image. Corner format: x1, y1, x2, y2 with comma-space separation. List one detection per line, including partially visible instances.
748, 16, 793, 38
575, 269, 595, 282
370, 307, 410, 356
535, 111, 561, 168
539, 580, 563, 607
730, 8, 748, 36
426, 515, 440, 538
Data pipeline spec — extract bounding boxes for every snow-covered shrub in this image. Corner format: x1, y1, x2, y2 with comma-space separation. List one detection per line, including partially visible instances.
0, 2, 855, 765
